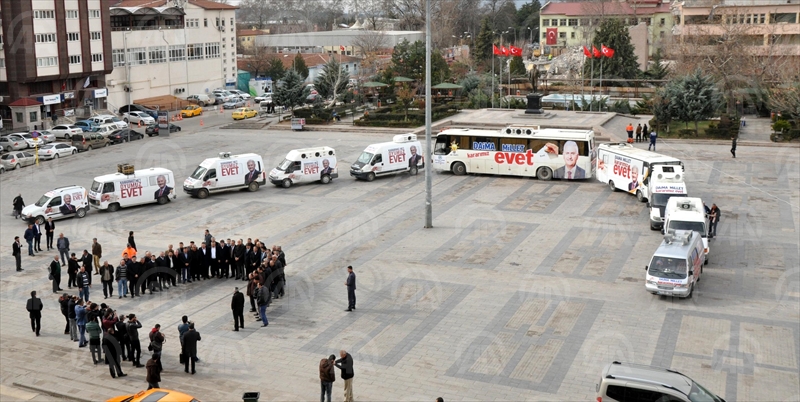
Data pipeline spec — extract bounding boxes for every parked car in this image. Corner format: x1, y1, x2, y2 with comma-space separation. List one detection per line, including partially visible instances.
106, 388, 199, 402
145, 124, 181, 136
19, 133, 51, 148
232, 107, 258, 120
0, 134, 29, 152
37, 143, 77, 160
186, 94, 212, 106
213, 90, 233, 102
74, 120, 99, 133
211, 93, 227, 105
223, 99, 246, 109
50, 124, 84, 139
72, 133, 110, 151
108, 129, 144, 144
254, 94, 272, 104
122, 111, 155, 126
90, 115, 128, 130
229, 89, 251, 99
0, 151, 36, 170
181, 105, 203, 118
34, 130, 57, 143
118, 104, 158, 119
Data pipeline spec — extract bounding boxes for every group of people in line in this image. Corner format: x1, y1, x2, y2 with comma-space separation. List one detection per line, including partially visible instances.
625, 123, 658, 150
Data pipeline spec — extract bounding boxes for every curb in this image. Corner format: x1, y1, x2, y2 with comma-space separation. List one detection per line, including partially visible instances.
11, 382, 93, 402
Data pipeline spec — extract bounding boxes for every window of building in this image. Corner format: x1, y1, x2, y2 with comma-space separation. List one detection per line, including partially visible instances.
35, 33, 56, 43
91, 53, 103, 62
67, 10, 79, 19
568, 19, 578, 26
89, 10, 101, 18
0, 34, 3, 44
580, 18, 589, 26
34, 10, 55, 19
186, 18, 199, 28
69, 55, 81, 64
36, 56, 58, 67
203, 18, 208, 27
112, 49, 125, 67
230, 18, 234, 26
559, 32, 566, 38
127, 47, 146, 65
216, 17, 220, 27
91, 31, 101, 40
30, 111, 38, 122
659, 31, 665, 38
187, 44, 204, 60
0, 58, 4, 68
559, 19, 567, 26
149, 46, 166, 64
15, 112, 23, 123
169, 44, 185, 61
660, 17, 666, 26
642, 17, 651, 25
542, 19, 549, 26
759, 14, 765, 24
570, 31, 576, 39
68, 32, 80, 41
205, 42, 220, 58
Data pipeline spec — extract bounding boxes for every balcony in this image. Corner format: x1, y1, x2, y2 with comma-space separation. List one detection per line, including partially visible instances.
110, 6, 185, 32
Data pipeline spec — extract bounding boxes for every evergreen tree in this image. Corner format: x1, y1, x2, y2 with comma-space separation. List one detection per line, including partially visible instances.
474, 18, 494, 63
584, 19, 639, 82
510, 56, 526, 76
388, 40, 452, 84
643, 48, 669, 81
665, 70, 722, 134
275, 69, 309, 115
265, 57, 286, 82
314, 57, 350, 103
292, 53, 309, 80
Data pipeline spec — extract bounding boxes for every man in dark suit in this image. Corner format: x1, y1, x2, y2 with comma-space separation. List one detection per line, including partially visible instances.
233, 240, 246, 280
33, 222, 43, 252
321, 159, 333, 178
27, 291, 44, 336
408, 145, 422, 168
243, 159, 261, 185
182, 323, 201, 374
81, 250, 94, 285
345, 265, 356, 312
191, 244, 205, 280
44, 217, 55, 250
153, 175, 173, 200
219, 240, 230, 278
179, 247, 192, 283
12, 236, 23, 272
628, 165, 641, 192
231, 287, 245, 331
59, 194, 77, 215
50, 256, 62, 293
552, 141, 586, 180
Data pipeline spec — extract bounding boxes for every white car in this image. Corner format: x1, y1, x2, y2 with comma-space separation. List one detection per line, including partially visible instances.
0, 134, 29, 152
122, 111, 155, 126
90, 115, 128, 130
35, 130, 57, 143
37, 143, 77, 160
19, 133, 48, 148
254, 94, 272, 104
0, 151, 36, 170
229, 89, 251, 100
50, 125, 84, 139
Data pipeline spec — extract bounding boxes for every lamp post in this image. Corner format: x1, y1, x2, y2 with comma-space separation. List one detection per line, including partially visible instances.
124, 29, 131, 143
160, 29, 173, 113
424, 0, 432, 228
508, 26, 517, 46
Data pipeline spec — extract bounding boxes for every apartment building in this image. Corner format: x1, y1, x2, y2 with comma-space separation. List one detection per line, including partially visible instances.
106, 0, 237, 111
0, 0, 115, 131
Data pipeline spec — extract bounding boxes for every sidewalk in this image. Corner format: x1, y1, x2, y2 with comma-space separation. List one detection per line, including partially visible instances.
737, 116, 773, 143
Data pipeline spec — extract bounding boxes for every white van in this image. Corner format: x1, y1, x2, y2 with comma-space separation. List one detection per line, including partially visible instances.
22, 185, 90, 224
95, 123, 119, 137
596, 143, 683, 202
350, 134, 424, 181
664, 197, 709, 264
648, 165, 688, 230
88, 166, 177, 212
183, 152, 266, 198
269, 146, 338, 188
597, 361, 725, 401
90, 115, 128, 130
645, 229, 705, 298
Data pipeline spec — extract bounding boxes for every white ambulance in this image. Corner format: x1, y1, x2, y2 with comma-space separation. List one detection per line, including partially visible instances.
663, 197, 710, 264
183, 152, 266, 198
645, 229, 705, 298
269, 146, 338, 188
22, 185, 90, 224
89, 166, 177, 212
350, 134, 424, 181
647, 165, 688, 230
596, 143, 683, 202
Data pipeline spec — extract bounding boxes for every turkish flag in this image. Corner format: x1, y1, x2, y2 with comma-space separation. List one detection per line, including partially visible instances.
592, 46, 601, 58
546, 28, 557, 45
340, 45, 345, 52
500, 46, 510, 56
601, 44, 615, 58
510, 45, 523, 57
583, 46, 592, 58
493, 44, 501, 56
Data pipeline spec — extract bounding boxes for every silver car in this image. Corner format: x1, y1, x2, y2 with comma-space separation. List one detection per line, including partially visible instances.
20, 133, 54, 148
0, 134, 29, 152
37, 143, 77, 160
35, 130, 57, 143
0, 151, 37, 170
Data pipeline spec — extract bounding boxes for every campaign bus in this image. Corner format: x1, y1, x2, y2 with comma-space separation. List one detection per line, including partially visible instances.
432, 126, 595, 180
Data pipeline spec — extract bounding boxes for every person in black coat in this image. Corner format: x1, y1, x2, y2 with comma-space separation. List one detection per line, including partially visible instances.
179, 247, 192, 283
12, 193, 25, 219
191, 244, 206, 280
59, 293, 70, 334
219, 240, 231, 278
26, 291, 44, 336
335, 350, 355, 401
81, 250, 93, 285
233, 240, 246, 280
12, 236, 23, 272
126, 259, 140, 298
44, 218, 55, 250
168, 250, 180, 286
103, 326, 127, 378
67, 253, 80, 288
127, 231, 137, 252
231, 287, 245, 331
182, 323, 201, 374
33, 223, 43, 252
113, 317, 129, 361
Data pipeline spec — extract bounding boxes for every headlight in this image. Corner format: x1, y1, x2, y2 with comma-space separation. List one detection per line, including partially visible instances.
675, 283, 687, 288
646, 279, 657, 285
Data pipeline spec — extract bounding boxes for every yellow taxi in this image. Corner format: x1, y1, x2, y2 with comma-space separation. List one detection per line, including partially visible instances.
107, 389, 199, 402
181, 105, 203, 118
232, 107, 258, 120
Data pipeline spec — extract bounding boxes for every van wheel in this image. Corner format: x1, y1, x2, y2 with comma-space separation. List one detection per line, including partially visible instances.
687, 284, 693, 299
248, 181, 260, 192
87, 145, 93, 151
636, 190, 645, 202
537, 167, 553, 181
321, 175, 331, 184
108, 203, 120, 212
409, 166, 418, 176
365, 172, 375, 182
35, 215, 45, 225
282, 179, 292, 188
608, 180, 616, 191
452, 162, 466, 176
197, 188, 209, 199
157, 196, 169, 205
704, 257, 709, 265
104, 142, 108, 147
76, 208, 87, 218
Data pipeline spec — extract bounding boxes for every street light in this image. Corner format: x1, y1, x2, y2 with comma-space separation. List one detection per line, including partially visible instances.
508, 26, 517, 46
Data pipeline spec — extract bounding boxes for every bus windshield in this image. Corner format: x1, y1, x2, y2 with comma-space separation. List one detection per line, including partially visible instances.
668, 221, 706, 236
648, 256, 688, 279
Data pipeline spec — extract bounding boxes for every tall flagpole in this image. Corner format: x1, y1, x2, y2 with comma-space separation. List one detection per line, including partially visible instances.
599, 56, 604, 111
581, 55, 586, 111
491, 46, 495, 109
590, 56, 595, 111
424, 0, 432, 227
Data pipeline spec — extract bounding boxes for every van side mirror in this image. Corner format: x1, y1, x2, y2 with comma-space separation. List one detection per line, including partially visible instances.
646, 202, 651, 208
688, 270, 694, 276
644, 265, 648, 271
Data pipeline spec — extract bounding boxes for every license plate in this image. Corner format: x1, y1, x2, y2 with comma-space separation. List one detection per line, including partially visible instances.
657, 291, 671, 296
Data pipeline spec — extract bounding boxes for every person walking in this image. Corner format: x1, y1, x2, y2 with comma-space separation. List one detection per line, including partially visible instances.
100, 261, 114, 299
92, 238, 102, 272
26, 291, 43, 336
126, 314, 144, 367
182, 323, 201, 374
50, 256, 63, 293
13, 236, 23, 271
87, 314, 103, 364
44, 218, 55, 250
319, 354, 336, 402
146, 355, 162, 389
33, 222, 43, 252
648, 129, 658, 151
345, 266, 356, 312
12, 193, 25, 219
24, 224, 35, 256
231, 287, 245, 331
75, 299, 88, 347
103, 326, 127, 378
709, 204, 721, 238
257, 282, 271, 327
335, 350, 355, 402
177, 315, 189, 363
635, 124, 642, 143
127, 231, 137, 252
77, 266, 91, 302
731, 137, 737, 158
116, 259, 128, 298
57, 233, 70, 265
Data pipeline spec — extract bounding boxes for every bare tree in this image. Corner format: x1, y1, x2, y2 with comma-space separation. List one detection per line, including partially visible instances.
241, 46, 274, 77
236, 0, 274, 29
352, 30, 389, 56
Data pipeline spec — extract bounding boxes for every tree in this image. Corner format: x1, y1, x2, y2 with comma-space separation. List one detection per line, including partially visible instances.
314, 57, 350, 105
265, 57, 286, 82
509, 56, 525, 76
768, 81, 800, 128
396, 84, 416, 121
292, 53, 309, 80
275, 69, 310, 115
474, 18, 494, 63
584, 18, 639, 82
236, 0, 273, 29
517, 0, 541, 43
241, 47, 273, 78
643, 48, 669, 81
388, 40, 451, 85
666, 70, 723, 134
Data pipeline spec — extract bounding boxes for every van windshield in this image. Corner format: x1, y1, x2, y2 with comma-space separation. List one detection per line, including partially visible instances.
277, 159, 292, 171
357, 152, 374, 164
190, 166, 207, 180
668, 221, 706, 237
648, 256, 687, 279
91, 180, 103, 192
653, 193, 686, 207
35, 195, 50, 207
689, 380, 725, 402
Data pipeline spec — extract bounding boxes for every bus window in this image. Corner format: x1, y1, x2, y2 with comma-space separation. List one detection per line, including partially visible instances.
471, 136, 497, 151
434, 135, 450, 155
499, 137, 528, 152
529, 139, 551, 154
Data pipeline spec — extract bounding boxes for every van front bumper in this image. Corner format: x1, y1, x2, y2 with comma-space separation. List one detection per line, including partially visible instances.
183, 186, 199, 196
350, 169, 368, 179
645, 283, 690, 298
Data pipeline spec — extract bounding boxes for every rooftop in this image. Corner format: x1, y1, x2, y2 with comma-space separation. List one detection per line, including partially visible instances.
112, 0, 237, 10
541, 1, 671, 16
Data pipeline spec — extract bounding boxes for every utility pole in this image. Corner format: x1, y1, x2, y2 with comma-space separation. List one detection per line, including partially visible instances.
424, 0, 433, 228
124, 29, 131, 142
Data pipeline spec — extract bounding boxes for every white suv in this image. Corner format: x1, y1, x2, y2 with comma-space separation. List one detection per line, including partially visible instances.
597, 361, 725, 402
90, 115, 128, 130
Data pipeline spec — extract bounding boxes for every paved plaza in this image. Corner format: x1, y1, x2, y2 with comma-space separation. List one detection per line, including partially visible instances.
0, 111, 798, 401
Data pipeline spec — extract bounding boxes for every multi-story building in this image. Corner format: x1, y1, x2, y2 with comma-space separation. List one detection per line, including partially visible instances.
237, 28, 269, 53
237, 52, 361, 83
106, 0, 237, 112
0, 0, 115, 131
